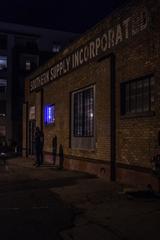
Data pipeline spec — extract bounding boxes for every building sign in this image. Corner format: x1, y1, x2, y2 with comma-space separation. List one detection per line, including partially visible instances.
29, 106, 36, 120
30, 8, 149, 92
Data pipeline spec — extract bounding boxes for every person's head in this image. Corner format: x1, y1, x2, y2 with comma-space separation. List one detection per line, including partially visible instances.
36, 127, 40, 132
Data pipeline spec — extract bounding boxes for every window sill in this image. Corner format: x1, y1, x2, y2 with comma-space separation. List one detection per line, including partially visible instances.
44, 122, 55, 127
0, 69, 7, 72
70, 147, 96, 153
120, 111, 155, 119
79, 148, 96, 153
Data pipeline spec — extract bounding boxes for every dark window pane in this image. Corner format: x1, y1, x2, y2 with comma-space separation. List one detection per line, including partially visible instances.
121, 76, 154, 115
0, 35, 7, 50
73, 87, 94, 137
150, 77, 155, 111
83, 88, 94, 136
143, 79, 149, 111
74, 92, 83, 136
130, 81, 137, 113
125, 84, 130, 113
0, 100, 6, 116
137, 80, 143, 112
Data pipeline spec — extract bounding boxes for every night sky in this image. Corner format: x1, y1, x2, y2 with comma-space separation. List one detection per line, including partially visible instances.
0, 0, 130, 33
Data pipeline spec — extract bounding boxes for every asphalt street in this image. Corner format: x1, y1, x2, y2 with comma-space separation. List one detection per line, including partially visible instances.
0, 158, 160, 240
0, 158, 96, 240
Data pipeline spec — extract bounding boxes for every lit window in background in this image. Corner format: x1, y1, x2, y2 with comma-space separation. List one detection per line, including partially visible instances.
44, 104, 55, 125
0, 56, 7, 70
25, 60, 31, 71
52, 44, 61, 53
0, 79, 7, 93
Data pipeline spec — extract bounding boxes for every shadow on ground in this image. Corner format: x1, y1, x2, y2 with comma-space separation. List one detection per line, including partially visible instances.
0, 161, 96, 240
126, 190, 160, 200
0, 190, 75, 240
0, 171, 96, 193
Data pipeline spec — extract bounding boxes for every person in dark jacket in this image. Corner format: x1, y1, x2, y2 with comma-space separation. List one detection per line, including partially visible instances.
52, 135, 57, 165
59, 144, 64, 170
34, 127, 44, 166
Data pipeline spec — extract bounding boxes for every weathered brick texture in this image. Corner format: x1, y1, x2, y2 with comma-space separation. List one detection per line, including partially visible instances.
23, 0, 160, 190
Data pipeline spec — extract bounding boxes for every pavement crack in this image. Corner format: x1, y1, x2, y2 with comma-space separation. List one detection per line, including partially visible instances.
88, 221, 129, 240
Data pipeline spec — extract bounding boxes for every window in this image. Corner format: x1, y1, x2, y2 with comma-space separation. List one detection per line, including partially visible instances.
20, 54, 39, 72
0, 100, 6, 117
0, 35, 7, 50
44, 104, 55, 125
73, 86, 94, 137
52, 43, 61, 53
0, 56, 7, 71
0, 79, 7, 94
121, 76, 155, 115
0, 125, 6, 137
71, 85, 95, 149
29, 106, 35, 120
15, 37, 38, 50
26, 41, 38, 50
25, 60, 31, 71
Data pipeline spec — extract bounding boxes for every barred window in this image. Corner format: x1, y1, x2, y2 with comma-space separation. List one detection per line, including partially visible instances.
73, 86, 94, 137
121, 76, 155, 115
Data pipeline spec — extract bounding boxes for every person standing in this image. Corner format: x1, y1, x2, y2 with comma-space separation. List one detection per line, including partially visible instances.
34, 127, 44, 166
59, 144, 64, 170
52, 135, 57, 165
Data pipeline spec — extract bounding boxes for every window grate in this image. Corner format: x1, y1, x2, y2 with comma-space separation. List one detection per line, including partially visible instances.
121, 76, 155, 116
73, 87, 94, 137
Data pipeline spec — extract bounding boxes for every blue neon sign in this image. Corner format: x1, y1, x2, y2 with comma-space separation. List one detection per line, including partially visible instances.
44, 104, 55, 125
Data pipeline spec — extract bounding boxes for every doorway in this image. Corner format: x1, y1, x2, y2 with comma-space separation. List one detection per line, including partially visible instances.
28, 120, 36, 156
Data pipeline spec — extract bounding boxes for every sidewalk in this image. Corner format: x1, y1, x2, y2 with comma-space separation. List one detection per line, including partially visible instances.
53, 179, 160, 240
1, 157, 160, 240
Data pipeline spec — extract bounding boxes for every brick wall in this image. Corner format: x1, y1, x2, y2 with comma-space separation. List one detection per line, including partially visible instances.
24, 0, 160, 189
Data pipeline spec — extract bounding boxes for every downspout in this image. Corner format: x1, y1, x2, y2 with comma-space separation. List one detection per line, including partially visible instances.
40, 88, 44, 131
26, 101, 28, 157
110, 54, 116, 181
98, 53, 116, 181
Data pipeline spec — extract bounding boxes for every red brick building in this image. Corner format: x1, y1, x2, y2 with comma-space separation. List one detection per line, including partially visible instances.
23, 0, 160, 190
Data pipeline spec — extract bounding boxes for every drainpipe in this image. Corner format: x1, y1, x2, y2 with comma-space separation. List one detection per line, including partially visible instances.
98, 53, 116, 181
40, 89, 44, 131
110, 54, 116, 181
26, 101, 28, 157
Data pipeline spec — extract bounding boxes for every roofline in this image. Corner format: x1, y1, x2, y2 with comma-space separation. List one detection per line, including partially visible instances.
0, 20, 77, 36
25, 0, 137, 81
0, 29, 40, 38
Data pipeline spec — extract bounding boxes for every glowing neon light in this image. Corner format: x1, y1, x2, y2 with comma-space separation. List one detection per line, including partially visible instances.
44, 104, 55, 124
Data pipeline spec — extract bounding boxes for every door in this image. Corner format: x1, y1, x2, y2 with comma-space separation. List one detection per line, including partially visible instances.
28, 120, 36, 156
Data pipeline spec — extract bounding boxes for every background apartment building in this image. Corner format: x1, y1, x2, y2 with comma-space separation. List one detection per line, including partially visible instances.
0, 21, 76, 149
